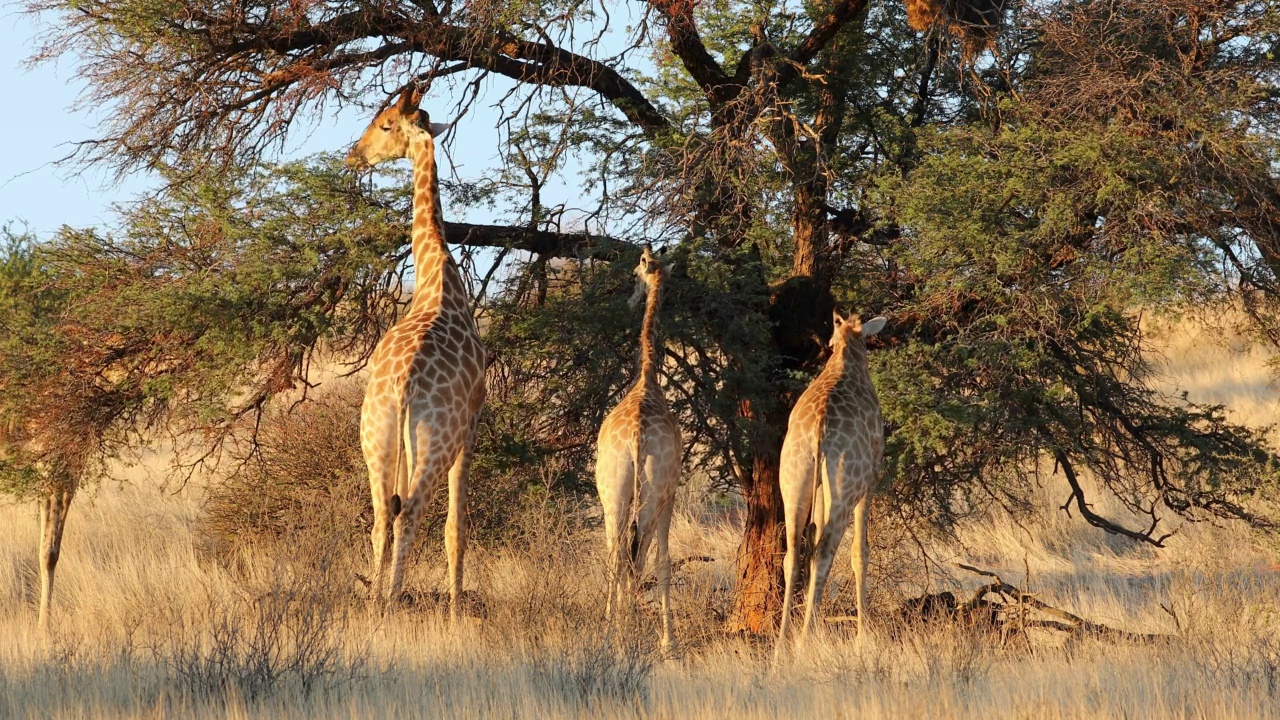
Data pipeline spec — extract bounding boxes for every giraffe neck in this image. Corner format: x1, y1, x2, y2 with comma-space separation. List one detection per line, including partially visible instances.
639, 271, 665, 382
406, 135, 467, 316
822, 341, 870, 386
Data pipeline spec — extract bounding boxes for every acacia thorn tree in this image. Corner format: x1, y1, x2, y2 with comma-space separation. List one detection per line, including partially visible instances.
15, 0, 1280, 633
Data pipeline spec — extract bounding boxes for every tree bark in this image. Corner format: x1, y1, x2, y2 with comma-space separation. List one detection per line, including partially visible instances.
724, 83, 840, 630
726, 271, 833, 633
726, 400, 789, 633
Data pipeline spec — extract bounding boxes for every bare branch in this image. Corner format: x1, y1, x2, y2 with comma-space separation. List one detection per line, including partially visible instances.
444, 222, 627, 260
645, 0, 732, 100
1052, 448, 1172, 547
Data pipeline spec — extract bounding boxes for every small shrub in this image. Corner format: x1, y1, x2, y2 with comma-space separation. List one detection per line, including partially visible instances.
153, 567, 363, 703
198, 379, 572, 571
199, 381, 369, 568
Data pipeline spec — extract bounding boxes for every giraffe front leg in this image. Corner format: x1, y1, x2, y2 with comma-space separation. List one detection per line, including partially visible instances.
38, 482, 75, 632
445, 424, 476, 623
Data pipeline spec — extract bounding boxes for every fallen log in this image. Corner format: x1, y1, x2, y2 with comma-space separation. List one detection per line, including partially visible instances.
838, 563, 1173, 645
954, 563, 1170, 644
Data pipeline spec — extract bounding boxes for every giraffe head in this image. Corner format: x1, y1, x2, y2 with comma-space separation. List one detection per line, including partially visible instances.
830, 311, 887, 353
345, 85, 451, 169
629, 245, 667, 309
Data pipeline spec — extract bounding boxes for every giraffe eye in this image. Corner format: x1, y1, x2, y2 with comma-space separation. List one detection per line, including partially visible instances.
380, 124, 392, 131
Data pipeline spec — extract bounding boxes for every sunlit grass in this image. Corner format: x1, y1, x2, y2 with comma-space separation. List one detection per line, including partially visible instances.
1, 312, 1278, 719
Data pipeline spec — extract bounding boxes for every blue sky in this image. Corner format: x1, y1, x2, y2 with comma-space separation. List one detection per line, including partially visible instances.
0, 11, 532, 239
1, 13, 147, 235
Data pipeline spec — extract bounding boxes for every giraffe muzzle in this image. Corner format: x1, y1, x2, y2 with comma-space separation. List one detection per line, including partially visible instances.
344, 151, 370, 172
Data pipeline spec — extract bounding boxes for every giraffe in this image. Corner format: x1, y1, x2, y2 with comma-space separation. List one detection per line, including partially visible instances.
345, 86, 485, 619
773, 310, 888, 664
0, 419, 76, 632
595, 245, 682, 652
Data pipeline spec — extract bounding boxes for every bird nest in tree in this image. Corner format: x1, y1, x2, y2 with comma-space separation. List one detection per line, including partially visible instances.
905, 0, 1008, 46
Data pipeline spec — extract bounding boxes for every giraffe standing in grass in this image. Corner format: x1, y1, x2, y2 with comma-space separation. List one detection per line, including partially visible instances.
0, 420, 75, 632
774, 311, 888, 664
596, 246, 682, 652
345, 86, 485, 619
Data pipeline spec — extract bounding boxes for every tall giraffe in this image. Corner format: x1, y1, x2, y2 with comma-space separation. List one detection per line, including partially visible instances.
0, 420, 74, 631
596, 246, 682, 652
774, 311, 888, 664
345, 86, 485, 618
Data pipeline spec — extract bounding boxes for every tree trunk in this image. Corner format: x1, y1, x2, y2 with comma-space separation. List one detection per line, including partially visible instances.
726, 275, 832, 634
726, 404, 788, 634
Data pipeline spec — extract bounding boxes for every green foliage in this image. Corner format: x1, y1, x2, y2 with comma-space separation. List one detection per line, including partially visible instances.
0, 226, 81, 498
12, 0, 1280, 554
0, 157, 410, 497
479, 238, 779, 494
852, 0, 1280, 534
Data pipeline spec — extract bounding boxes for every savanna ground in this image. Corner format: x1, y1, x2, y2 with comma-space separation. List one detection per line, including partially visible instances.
2, 316, 1279, 720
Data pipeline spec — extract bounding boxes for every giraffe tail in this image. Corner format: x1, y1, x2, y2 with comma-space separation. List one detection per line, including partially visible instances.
809, 425, 826, 531
391, 402, 410, 518
628, 430, 644, 570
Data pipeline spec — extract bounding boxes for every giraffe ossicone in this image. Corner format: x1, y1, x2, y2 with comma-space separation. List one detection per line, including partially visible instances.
595, 245, 682, 653
347, 85, 486, 621
774, 310, 888, 665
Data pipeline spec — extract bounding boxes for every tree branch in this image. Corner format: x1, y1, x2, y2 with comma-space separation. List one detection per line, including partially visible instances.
1051, 447, 1171, 547
174, 6, 671, 146
645, 0, 732, 101
779, 0, 871, 85
444, 222, 627, 260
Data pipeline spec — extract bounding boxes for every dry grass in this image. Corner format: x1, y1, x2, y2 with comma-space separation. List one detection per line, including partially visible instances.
1, 313, 1279, 719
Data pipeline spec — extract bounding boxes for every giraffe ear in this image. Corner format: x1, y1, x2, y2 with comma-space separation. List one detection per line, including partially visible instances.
396, 85, 421, 113
428, 122, 452, 137
862, 316, 888, 337
832, 310, 845, 329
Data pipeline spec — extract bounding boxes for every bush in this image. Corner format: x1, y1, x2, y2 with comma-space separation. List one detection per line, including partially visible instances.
200, 381, 369, 568
153, 563, 364, 703
199, 378, 587, 571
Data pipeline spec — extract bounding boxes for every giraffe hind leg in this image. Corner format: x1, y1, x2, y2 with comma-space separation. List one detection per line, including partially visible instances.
444, 415, 478, 623
387, 421, 452, 608
774, 465, 815, 668
597, 444, 635, 623
38, 483, 75, 632
797, 485, 835, 650
852, 493, 870, 642
364, 442, 397, 605
654, 492, 676, 655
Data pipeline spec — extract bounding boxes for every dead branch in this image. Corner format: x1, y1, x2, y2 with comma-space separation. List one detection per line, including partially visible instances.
953, 563, 1171, 644
444, 222, 625, 261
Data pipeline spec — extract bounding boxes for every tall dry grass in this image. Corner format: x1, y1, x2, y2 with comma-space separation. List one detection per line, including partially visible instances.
1, 313, 1278, 719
